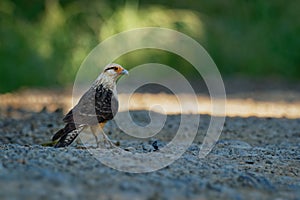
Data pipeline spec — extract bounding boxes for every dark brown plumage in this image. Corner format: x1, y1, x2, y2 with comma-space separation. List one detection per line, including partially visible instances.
52, 63, 128, 148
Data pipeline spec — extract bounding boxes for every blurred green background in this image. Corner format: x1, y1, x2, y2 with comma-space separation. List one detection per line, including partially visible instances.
0, 0, 299, 93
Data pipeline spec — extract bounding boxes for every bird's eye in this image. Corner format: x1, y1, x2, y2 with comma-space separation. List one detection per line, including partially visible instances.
105, 66, 119, 72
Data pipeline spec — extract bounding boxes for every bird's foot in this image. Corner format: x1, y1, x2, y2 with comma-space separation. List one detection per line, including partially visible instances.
76, 146, 88, 150
99, 133, 116, 149
104, 139, 118, 149
95, 139, 117, 149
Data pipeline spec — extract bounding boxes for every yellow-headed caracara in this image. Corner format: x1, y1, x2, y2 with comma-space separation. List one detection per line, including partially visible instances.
52, 63, 128, 148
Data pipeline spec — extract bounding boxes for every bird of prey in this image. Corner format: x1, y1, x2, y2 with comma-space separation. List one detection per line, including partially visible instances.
52, 63, 128, 148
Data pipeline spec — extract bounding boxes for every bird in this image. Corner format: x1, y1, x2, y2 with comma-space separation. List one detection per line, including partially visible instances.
52, 63, 128, 148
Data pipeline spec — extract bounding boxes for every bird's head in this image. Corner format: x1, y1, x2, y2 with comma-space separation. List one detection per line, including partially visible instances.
94, 63, 128, 89
102, 63, 128, 81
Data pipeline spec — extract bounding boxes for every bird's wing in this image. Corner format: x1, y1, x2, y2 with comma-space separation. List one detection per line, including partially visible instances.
63, 85, 118, 125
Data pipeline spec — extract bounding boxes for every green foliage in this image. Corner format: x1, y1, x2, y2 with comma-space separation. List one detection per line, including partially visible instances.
0, 0, 299, 92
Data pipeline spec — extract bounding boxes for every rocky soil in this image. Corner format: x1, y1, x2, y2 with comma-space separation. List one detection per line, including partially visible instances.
0, 106, 299, 200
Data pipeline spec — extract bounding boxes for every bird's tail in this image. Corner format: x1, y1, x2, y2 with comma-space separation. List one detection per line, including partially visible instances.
52, 123, 85, 148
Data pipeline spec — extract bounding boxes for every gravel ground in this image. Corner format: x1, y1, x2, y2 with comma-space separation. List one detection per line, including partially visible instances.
0, 107, 299, 200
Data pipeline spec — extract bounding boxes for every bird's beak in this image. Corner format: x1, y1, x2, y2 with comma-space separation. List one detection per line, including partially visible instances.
121, 69, 129, 75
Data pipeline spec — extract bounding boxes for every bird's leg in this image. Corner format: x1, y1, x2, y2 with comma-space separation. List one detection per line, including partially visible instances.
90, 126, 100, 148
98, 124, 115, 148
90, 123, 116, 148
100, 128, 115, 148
